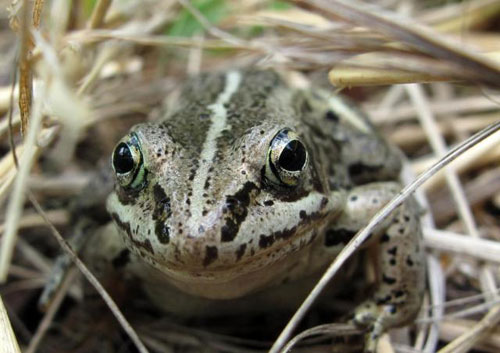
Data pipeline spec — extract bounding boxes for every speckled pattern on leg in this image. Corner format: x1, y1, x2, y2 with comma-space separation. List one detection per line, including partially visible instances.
323, 182, 425, 352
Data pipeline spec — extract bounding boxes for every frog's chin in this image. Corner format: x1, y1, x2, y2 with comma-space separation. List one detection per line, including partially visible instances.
134, 214, 336, 300
136, 226, 331, 300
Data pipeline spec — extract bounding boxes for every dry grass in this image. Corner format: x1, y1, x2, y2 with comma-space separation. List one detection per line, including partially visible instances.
0, 0, 499, 352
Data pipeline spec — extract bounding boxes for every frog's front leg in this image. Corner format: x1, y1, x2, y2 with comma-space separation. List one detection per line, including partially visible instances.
328, 182, 425, 352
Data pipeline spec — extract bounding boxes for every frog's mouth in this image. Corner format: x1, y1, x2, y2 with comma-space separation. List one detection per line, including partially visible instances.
143, 198, 339, 300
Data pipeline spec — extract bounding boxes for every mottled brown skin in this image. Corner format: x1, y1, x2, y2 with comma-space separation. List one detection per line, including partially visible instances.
102, 70, 425, 352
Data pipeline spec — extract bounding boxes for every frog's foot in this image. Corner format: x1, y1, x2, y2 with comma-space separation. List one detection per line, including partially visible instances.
352, 300, 396, 353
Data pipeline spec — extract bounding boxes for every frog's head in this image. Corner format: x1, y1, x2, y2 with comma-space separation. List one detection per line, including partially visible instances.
106, 71, 343, 297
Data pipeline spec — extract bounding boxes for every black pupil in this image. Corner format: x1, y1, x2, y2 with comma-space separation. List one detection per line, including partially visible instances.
113, 143, 135, 174
279, 140, 306, 171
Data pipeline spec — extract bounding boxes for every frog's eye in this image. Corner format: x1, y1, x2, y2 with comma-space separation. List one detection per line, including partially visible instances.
112, 133, 146, 189
265, 129, 308, 187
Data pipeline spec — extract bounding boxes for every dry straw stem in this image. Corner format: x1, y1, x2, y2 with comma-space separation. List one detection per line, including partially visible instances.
293, 0, 500, 87
421, 0, 500, 33
439, 307, 500, 353
388, 112, 500, 149
11, 0, 33, 136
280, 323, 361, 352
32, 0, 44, 29
423, 228, 500, 265
88, 0, 112, 29
0, 209, 68, 234
0, 85, 18, 114
329, 64, 449, 87
413, 130, 500, 190
439, 319, 500, 353
0, 295, 21, 353
270, 122, 499, 353
368, 94, 500, 125
0, 80, 45, 283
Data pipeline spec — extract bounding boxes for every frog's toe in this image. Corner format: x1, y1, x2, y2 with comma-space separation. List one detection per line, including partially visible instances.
353, 300, 397, 352
353, 300, 378, 326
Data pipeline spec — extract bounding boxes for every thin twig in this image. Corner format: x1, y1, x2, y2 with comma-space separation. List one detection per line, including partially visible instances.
27, 192, 150, 353
88, 0, 112, 29
24, 267, 78, 353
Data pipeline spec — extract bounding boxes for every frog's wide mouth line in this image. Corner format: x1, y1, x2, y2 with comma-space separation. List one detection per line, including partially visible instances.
143, 208, 338, 282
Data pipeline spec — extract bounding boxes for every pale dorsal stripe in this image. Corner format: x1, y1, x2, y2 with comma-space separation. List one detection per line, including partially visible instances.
189, 71, 242, 230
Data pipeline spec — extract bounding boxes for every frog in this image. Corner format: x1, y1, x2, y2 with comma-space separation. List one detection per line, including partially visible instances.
77, 69, 425, 352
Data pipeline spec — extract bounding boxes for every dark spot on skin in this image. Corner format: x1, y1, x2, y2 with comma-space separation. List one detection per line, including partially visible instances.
404, 215, 410, 222
380, 234, 390, 243
111, 212, 154, 255
115, 175, 146, 205
350, 195, 358, 202
153, 184, 171, 216
221, 182, 259, 242
199, 113, 210, 120
299, 210, 307, 219
376, 295, 391, 305
324, 228, 356, 247
388, 246, 397, 256
263, 200, 274, 206
272, 226, 297, 242
155, 223, 170, 244
382, 274, 397, 285
204, 178, 211, 190
112, 249, 130, 268
390, 259, 396, 266
235, 244, 246, 261
152, 184, 172, 245
406, 257, 414, 267
325, 110, 339, 122
372, 198, 378, 204
259, 234, 275, 249
394, 290, 405, 298
188, 168, 196, 181
203, 246, 218, 267
348, 163, 382, 183
398, 227, 405, 235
